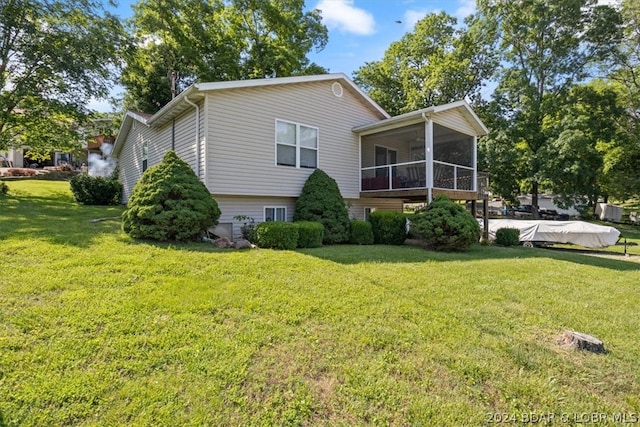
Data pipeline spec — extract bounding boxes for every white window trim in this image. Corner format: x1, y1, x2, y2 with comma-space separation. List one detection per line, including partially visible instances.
275, 119, 319, 169
264, 206, 287, 222
364, 207, 377, 221
374, 144, 397, 165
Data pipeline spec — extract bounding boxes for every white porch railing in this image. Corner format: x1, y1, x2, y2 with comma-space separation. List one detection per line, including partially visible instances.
361, 160, 475, 192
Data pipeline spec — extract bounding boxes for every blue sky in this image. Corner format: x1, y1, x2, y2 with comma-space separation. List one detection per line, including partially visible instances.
92, 0, 476, 111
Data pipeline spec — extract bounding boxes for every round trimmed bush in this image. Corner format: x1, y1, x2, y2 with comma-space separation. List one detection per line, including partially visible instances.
255, 221, 299, 249
70, 174, 122, 205
369, 211, 407, 245
0, 181, 8, 195
410, 195, 480, 251
293, 169, 350, 244
122, 151, 221, 242
495, 227, 520, 246
349, 219, 374, 245
295, 221, 324, 248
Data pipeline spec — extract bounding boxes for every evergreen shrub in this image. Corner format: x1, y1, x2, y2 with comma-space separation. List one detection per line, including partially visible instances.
369, 211, 407, 245
295, 221, 324, 248
0, 181, 8, 195
121, 151, 221, 241
495, 227, 520, 246
293, 169, 350, 244
70, 174, 121, 205
255, 221, 299, 250
349, 219, 374, 245
410, 195, 480, 251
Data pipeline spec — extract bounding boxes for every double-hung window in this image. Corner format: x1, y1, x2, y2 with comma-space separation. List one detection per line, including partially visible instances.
264, 206, 286, 222
276, 119, 318, 168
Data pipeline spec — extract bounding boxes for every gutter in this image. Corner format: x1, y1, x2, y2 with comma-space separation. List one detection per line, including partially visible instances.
183, 96, 200, 178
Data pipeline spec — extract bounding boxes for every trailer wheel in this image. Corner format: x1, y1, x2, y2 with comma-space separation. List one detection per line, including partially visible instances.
522, 241, 534, 248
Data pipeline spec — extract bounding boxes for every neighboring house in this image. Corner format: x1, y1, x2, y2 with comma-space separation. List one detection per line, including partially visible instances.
113, 73, 488, 240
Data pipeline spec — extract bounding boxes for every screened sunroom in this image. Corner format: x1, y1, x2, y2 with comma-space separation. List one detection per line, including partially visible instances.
353, 100, 488, 202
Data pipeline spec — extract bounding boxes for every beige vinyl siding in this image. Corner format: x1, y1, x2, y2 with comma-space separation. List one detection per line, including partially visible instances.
173, 109, 198, 172
205, 80, 381, 199
118, 122, 155, 203
433, 110, 477, 136
213, 195, 297, 240
147, 125, 171, 166
347, 198, 404, 220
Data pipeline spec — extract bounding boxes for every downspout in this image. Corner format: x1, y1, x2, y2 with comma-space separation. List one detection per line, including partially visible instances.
422, 112, 433, 203
184, 96, 200, 178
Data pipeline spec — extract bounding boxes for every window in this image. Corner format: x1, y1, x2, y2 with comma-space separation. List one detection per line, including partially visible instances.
276, 120, 318, 168
264, 206, 286, 222
364, 207, 377, 221
142, 140, 148, 172
374, 145, 396, 177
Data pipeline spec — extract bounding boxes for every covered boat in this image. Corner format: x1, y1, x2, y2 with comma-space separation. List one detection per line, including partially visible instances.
483, 219, 620, 248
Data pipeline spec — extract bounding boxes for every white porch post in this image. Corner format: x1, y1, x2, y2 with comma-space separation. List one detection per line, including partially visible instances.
473, 135, 478, 192
424, 116, 434, 203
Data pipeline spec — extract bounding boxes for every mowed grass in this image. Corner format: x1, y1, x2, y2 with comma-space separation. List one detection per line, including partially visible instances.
1, 180, 640, 426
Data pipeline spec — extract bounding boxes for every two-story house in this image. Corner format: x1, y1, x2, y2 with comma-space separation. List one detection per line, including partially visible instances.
113, 73, 488, 240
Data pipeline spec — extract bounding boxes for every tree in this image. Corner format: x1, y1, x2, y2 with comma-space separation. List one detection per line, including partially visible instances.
477, 0, 622, 216
0, 0, 129, 155
122, 0, 328, 112
122, 151, 221, 242
353, 12, 497, 116
293, 169, 350, 245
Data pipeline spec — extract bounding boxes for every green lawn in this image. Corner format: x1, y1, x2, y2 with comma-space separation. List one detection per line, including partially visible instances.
1, 179, 640, 426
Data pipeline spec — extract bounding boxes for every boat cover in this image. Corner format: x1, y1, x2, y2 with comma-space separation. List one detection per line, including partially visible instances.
483, 219, 620, 248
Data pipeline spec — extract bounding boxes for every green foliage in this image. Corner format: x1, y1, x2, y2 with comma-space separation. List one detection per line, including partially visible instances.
233, 215, 256, 242
121, 151, 220, 242
410, 196, 480, 251
295, 221, 323, 248
0, 0, 129, 152
123, 0, 328, 112
477, 0, 623, 210
495, 228, 521, 247
254, 221, 299, 250
293, 169, 350, 245
69, 174, 122, 205
353, 12, 497, 115
0, 181, 8, 195
369, 211, 407, 245
349, 219, 374, 245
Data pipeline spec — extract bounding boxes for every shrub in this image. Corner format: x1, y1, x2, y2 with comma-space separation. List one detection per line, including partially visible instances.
255, 221, 299, 250
349, 219, 374, 245
122, 151, 221, 242
295, 221, 324, 248
70, 174, 121, 205
233, 215, 256, 242
410, 195, 480, 251
369, 211, 407, 245
293, 169, 350, 244
495, 227, 520, 247
0, 181, 8, 195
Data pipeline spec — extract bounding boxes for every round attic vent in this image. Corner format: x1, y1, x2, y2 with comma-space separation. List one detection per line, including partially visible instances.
332, 82, 344, 97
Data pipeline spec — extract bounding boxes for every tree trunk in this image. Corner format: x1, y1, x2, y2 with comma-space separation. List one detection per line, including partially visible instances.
531, 181, 540, 219
557, 330, 605, 353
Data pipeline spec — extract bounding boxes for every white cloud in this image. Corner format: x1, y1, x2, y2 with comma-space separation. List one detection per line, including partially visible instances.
454, 0, 476, 19
315, 0, 376, 36
404, 9, 431, 30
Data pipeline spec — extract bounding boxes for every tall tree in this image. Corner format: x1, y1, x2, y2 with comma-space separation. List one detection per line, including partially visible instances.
122, 0, 328, 113
353, 12, 497, 116
0, 0, 129, 155
477, 0, 622, 216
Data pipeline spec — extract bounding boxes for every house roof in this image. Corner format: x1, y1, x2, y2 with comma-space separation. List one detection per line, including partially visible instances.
352, 100, 489, 136
113, 73, 390, 156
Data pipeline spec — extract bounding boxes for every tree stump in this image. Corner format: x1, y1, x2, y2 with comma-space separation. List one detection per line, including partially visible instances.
557, 330, 606, 353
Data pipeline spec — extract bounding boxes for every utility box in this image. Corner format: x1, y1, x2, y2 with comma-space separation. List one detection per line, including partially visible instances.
595, 203, 623, 222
